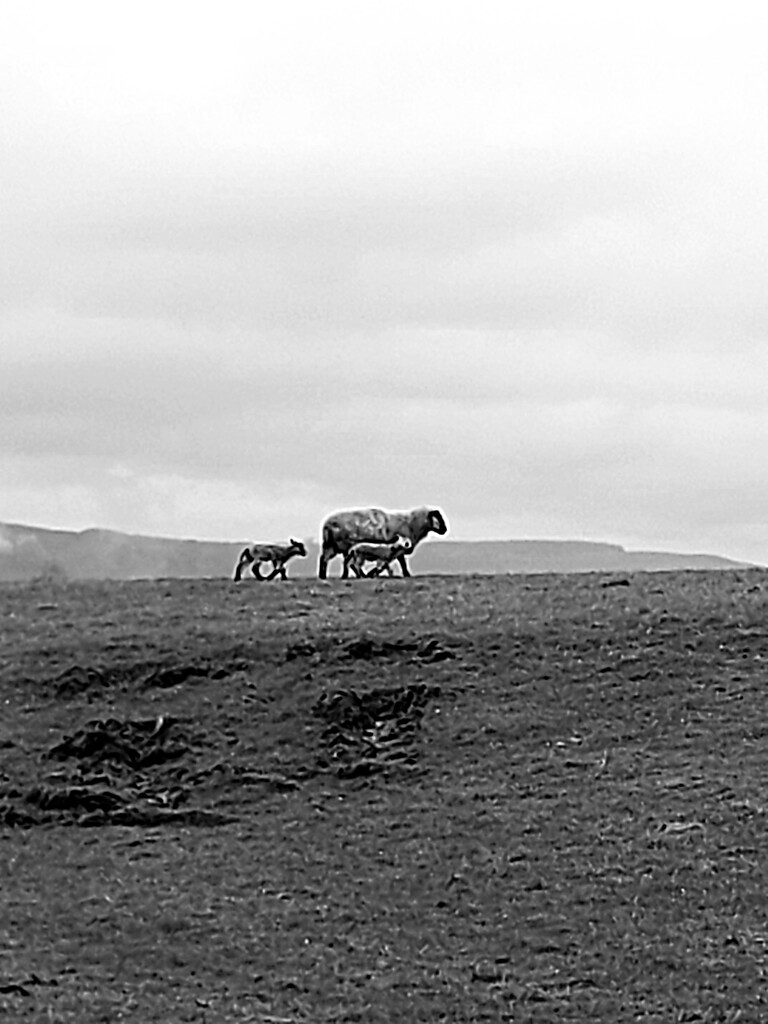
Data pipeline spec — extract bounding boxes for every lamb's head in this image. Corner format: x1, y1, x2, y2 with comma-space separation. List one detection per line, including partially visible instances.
392, 534, 413, 554
290, 539, 307, 557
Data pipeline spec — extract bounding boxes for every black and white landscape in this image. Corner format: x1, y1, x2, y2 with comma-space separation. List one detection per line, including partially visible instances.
3, 5, 768, 1021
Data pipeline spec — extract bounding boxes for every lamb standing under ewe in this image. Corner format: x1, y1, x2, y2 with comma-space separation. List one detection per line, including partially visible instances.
318, 506, 448, 579
233, 539, 307, 581
347, 535, 413, 579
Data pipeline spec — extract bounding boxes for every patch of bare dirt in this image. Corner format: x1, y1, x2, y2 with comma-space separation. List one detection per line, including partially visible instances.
2, 714, 232, 828
313, 682, 441, 778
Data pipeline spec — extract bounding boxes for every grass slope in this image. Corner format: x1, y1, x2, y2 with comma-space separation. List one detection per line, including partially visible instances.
2, 570, 768, 1022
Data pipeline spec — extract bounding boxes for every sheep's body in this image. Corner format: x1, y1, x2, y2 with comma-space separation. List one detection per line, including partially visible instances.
233, 539, 307, 581
347, 535, 413, 579
318, 506, 447, 579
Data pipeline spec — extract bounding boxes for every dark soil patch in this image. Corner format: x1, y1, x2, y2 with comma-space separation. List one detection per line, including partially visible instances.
2, 715, 231, 827
139, 661, 247, 690
52, 665, 110, 699
46, 715, 194, 770
48, 658, 252, 700
342, 636, 454, 662
313, 683, 441, 778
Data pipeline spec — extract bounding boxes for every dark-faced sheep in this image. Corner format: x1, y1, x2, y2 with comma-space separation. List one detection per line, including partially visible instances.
233, 539, 307, 581
347, 535, 413, 579
318, 506, 447, 579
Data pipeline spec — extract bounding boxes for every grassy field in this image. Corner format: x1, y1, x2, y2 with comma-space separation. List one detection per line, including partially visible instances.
2, 570, 768, 1022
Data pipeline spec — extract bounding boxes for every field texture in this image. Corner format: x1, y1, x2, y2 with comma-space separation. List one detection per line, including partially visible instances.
2, 571, 768, 1022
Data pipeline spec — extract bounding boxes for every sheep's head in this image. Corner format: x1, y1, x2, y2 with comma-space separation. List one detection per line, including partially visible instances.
426, 509, 448, 535
290, 539, 308, 557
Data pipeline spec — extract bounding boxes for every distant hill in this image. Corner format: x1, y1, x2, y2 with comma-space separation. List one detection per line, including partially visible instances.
0, 521, 756, 582
409, 539, 755, 574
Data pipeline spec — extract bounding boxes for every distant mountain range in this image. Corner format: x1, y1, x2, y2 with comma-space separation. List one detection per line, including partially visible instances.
0, 521, 756, 581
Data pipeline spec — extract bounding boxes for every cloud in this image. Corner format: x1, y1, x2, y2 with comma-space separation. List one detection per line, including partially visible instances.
4, 140, 766, 351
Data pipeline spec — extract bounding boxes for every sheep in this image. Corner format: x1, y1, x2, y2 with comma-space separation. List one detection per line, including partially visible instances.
347, 535, 414, 579
233, 538, 307, 582
318, 506, 447, 579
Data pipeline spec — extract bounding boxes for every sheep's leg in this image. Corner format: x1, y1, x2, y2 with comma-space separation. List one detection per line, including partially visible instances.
251, 561, 265, 581
396, 553, 411, 577
318, 551, 331, 579
264, 562, 282, 581
340, 553, 352, 579
233, 549, 252, 581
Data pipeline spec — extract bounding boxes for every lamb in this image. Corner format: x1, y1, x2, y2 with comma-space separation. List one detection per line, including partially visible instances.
233, 539, 307, 582
318, 506, 447, 579
347, 535, 413, 579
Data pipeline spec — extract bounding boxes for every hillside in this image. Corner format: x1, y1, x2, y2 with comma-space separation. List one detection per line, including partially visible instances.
0, 521, 754, 581
3, 571, 768, 1020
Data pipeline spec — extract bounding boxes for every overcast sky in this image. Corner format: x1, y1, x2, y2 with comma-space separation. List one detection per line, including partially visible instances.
2, 1, 768, 563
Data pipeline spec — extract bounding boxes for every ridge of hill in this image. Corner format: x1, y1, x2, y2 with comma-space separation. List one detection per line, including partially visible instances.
0, 521, 755, 581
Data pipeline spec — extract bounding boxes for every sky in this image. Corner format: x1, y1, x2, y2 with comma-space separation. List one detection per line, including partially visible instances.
2, 0, 768, 563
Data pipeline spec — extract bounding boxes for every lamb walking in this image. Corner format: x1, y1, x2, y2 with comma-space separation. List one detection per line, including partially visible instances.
347, 535, 413, 578
233, 539, 307, 581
